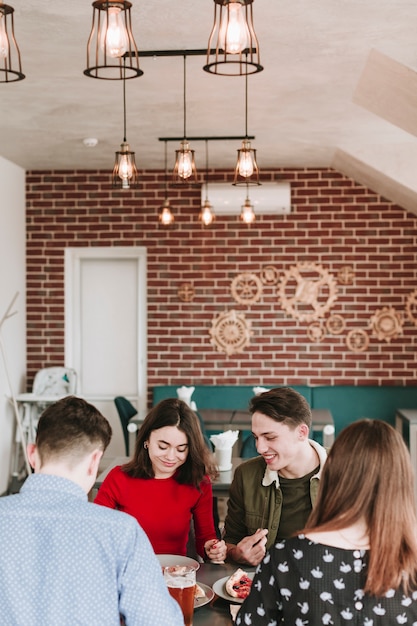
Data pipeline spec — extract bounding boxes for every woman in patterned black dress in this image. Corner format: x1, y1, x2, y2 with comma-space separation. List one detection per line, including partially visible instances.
236, 419, 417, 625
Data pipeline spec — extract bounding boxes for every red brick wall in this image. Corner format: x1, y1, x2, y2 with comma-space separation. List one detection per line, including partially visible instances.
26, 167, 417, 394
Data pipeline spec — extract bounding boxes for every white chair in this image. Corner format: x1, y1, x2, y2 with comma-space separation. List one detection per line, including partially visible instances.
16, 367, 78, 443
32, 367, 77, 398
9, 367, 78, 489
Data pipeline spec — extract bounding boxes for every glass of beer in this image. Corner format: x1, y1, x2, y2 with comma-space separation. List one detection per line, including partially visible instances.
163, 565, 196, 626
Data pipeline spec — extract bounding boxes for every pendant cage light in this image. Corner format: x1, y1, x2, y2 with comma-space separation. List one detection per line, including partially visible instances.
204, 0, 263, 77
234, 69, 260, 185
112, 62, 139, 189
159, 141, 175, 226
240, 184, 256, 224
199, 140, 215, 227
172, 55, 198, 185
84, 0, 142, 80
0, 2, 24, 83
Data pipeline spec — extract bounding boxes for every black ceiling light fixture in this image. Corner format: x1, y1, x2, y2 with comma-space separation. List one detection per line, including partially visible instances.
233, 68, 260, 185
240, 182, 256, 224
159, 141, 175, 226
112, 60, 139, 189
84, 0, 142, 80
172, 54, 198, 185
0, 2, 24, 83
203, 0, 263, 77
199, 140, 215, 227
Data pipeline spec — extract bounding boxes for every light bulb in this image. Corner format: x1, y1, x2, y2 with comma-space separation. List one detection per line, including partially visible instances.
118, 154, 133, 181
0, 15, 10, 59
100, 6, 128, 58
159, 201, 175, 226
238, 149, 254, 178
113, 143, 137, 189
240, 198, 256, 224
219, 2, 249, 55
200, 200, 215, 226
177, 149, 193, 179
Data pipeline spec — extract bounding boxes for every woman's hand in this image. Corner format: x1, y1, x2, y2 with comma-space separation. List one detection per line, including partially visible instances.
204, 538, 227, 563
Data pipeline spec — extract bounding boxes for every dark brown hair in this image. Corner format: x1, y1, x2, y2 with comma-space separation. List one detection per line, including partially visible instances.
36, 395, 112, 464
122, 398, 217, 488
249, 386, 312, 429
304, 418, 417, 595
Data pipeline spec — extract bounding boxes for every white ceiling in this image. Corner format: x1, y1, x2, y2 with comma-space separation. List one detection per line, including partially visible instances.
2, 0, 417, 213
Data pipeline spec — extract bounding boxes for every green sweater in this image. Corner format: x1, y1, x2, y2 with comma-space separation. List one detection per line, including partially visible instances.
223, 439, 327, 552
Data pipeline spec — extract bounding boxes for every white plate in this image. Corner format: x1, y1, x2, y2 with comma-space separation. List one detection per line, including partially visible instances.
194, 582, 214, 609
212, 572, 255, 604
157, 554, 200, 571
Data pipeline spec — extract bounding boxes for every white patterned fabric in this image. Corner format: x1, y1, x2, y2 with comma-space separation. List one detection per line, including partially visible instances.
0, 474, 183, 626
236, 534, 417, 625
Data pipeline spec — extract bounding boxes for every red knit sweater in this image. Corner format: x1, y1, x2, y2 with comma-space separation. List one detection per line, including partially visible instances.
94, 466, 216, 558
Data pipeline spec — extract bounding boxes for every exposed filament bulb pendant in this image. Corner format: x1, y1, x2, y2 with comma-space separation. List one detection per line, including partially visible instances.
0, 14, 9, 59
100, 6, 128, 57
219, 1, 249, 54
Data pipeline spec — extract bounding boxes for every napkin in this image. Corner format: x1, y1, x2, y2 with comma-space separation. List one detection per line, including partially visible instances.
209, 430, 239, 449
176, 385, 197, 410
253, 386, 270, 396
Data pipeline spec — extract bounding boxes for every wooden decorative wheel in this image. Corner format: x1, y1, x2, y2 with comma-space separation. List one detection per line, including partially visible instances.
337, 265, 355, 285
369, 307, 403, 342
406, 289, 417, 326
177, 282, 195, 302
209, 309, 252, 355
307, 322, 326, 343
346, 329, 369, 353
278, 262, 338, 322
326, 314, 345, 335
260, 265, 280, 286
231, 272, 263, 305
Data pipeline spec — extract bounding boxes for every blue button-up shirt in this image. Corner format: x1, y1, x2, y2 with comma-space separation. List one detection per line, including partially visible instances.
0, 473, 183, 626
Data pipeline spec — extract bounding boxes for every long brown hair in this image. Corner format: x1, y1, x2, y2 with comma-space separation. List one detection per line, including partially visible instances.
122, 398, 217, 488
303, 418, 417, 595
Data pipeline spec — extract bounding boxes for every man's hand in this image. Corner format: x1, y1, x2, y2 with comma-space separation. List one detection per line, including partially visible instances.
227, 528, 268, 566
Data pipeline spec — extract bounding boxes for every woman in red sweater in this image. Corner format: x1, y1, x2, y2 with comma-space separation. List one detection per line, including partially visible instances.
95, 398, 227, 562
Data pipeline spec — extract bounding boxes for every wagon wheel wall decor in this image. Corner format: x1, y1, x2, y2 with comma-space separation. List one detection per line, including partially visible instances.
278, 262, 338, 322
177, 282, 195, 302
326, 314, 346, 335
260, 265, 280, 286
337, 265, 355, 285
307, 321, 326, 343
346, 329, 369, 353
369, 307, 403, 342
406, 289, 417, 326
209, 309, 253, 355
231, 272, 263, 306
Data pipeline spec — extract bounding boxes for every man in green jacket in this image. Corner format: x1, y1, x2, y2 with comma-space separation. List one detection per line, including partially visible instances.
224, 387, 328, 566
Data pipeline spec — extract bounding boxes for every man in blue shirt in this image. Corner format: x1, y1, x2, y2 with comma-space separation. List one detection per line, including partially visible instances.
0, 395, 183, 626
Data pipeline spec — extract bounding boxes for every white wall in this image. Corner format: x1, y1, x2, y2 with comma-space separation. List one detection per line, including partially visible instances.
0, 156, 26, 495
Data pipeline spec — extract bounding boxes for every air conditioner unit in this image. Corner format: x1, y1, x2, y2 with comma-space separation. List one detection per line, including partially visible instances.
201, 182, 291, 216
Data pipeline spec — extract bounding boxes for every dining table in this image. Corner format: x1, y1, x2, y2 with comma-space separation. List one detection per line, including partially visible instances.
193, 561, 255, 626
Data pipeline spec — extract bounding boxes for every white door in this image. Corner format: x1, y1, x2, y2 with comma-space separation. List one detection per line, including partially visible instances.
65, 247, 147, 457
